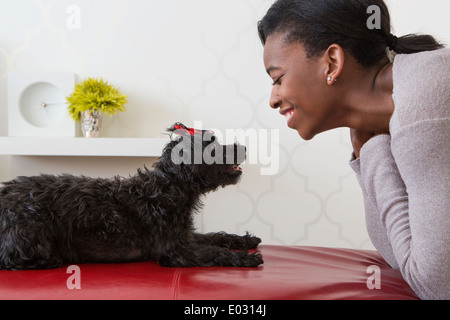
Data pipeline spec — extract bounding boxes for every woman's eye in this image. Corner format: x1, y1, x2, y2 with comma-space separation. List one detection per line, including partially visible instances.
272, 76, 282, 86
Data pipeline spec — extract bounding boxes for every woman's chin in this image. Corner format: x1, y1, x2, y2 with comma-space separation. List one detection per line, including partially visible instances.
296, 127, 315, 141
288, 118, 316, 140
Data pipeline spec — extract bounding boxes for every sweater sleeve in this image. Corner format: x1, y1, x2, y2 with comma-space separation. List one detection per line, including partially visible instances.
349, 154, 399, 270
359, 122, 450, 300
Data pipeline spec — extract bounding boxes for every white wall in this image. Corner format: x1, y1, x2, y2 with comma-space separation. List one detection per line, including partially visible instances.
0, 0, 448, 249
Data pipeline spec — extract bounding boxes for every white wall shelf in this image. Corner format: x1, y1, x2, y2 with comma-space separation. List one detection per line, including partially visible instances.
0, 137, 169, 157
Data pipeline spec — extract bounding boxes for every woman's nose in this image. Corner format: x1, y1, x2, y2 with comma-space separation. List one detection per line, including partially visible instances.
269, 90, 282, 109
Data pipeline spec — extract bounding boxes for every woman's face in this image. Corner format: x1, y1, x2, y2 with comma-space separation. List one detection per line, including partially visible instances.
263, 34, 338, 140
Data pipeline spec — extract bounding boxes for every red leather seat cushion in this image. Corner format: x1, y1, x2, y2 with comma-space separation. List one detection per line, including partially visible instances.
0, 245, 418, 300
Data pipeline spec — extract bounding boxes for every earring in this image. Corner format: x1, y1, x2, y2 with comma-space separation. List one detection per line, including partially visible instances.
327, 76, 337, 84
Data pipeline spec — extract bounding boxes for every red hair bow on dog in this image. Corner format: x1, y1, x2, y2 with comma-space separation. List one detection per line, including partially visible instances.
170, 122, 203, 141
173, 123, 200, 135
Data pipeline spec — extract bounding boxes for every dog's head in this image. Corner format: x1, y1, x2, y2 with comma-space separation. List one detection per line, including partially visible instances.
156, 122, 246, 192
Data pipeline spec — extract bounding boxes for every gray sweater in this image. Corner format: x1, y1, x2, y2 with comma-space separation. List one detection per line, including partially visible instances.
349, 48, 450, 300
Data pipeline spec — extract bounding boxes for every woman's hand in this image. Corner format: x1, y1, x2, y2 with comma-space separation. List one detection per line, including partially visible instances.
350, 129, 391, 158
350, 129, 375, 158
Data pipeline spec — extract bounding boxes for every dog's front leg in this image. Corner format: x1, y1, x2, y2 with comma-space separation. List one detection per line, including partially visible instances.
157, 243, 263, 268
193, 232, 261, 250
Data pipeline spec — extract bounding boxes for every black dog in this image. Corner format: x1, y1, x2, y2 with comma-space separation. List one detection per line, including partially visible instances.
0, 122, 262, 270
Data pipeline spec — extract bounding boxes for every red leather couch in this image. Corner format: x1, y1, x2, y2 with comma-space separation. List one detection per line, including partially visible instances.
0, 245, 418, 300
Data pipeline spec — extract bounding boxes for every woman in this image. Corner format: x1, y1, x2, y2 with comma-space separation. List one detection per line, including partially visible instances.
258, 0, 449, 299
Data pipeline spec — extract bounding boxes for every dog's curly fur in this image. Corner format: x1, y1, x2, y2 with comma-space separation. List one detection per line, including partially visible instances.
0, 123, 262, 270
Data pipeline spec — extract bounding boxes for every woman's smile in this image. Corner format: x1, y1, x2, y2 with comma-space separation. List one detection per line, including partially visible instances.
280, 107, 295, 127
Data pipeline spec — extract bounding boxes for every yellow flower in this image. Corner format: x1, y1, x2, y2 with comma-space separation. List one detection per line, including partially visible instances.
66, 77, 128, 121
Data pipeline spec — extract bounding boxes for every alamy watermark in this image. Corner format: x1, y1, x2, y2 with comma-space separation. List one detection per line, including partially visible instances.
366, 5, 381, 30
67, 5, 81, 30
170, 121, 280, 176
366, 265, 381, 290
66, 265, 81, 289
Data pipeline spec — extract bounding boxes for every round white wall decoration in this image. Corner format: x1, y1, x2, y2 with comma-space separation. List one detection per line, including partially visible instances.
8, 72, 76, 137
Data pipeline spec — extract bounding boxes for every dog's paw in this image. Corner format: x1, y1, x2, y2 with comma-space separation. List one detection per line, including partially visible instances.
239, 251, 264, 267
242, 232, 262, 249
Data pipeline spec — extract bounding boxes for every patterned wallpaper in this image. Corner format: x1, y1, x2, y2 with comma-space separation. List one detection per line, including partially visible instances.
3, 0, 446, 249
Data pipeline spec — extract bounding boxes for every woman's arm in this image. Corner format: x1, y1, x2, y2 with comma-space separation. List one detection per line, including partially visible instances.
357, 122, 450, 300
348, 145, 399, 270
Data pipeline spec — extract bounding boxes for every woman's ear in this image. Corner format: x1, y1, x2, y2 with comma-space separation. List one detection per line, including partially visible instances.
324, 44, 344, 85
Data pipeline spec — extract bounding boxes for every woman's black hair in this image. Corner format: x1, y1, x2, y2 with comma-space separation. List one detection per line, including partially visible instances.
257, 0, 444, 67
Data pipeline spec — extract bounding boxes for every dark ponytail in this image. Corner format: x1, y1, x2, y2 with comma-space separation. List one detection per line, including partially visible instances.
389, 34, 444, 54
258, 0, 444, 68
